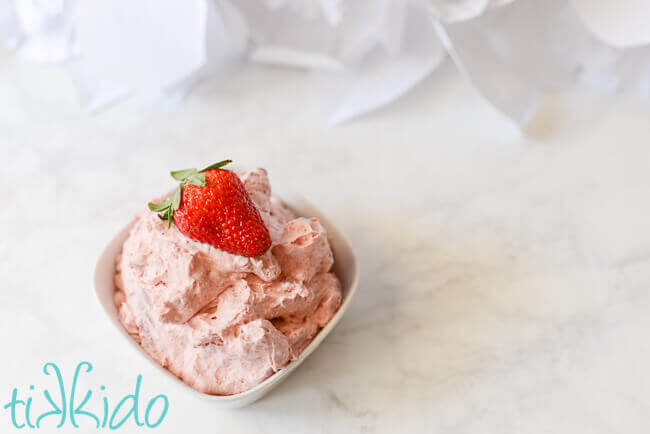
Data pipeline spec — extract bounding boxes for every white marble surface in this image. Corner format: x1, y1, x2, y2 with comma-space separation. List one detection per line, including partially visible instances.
2, 44, 650, 433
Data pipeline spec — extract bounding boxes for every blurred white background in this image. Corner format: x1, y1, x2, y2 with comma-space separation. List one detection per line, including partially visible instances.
3, 0, 650, 125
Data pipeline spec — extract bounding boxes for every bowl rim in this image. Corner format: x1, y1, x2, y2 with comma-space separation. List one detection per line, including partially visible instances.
93, 192, 360, 402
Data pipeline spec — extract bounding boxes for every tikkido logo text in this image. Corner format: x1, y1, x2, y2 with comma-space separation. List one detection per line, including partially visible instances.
3, 361, 169, 430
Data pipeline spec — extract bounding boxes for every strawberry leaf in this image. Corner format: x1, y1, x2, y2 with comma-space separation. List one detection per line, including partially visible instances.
201, 160, 232, 172
148, 195, 177, 227
171, 168, 198, 181
172, 186, 182, 209
148, 198, 172, 212
185, 173, 206, 186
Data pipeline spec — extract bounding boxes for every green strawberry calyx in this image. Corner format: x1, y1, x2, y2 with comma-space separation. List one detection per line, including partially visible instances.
147, 159, 232, 227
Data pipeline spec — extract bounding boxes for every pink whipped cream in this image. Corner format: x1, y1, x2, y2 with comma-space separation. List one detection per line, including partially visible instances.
114, 168, 342, 395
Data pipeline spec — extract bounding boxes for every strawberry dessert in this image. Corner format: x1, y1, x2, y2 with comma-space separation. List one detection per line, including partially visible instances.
114, 161, 342, 395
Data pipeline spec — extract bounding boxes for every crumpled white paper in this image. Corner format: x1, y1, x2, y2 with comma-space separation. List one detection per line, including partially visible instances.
569, 0, 650, 48
234, 0, 447, 123
437, 0, 613, 124
438, 0, 650, 124
0, 0, 74, 62
1, 0, 650, 125
319, 4, 447, 125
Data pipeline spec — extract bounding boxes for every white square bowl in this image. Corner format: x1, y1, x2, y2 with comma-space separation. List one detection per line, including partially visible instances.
93, 192, 360, 408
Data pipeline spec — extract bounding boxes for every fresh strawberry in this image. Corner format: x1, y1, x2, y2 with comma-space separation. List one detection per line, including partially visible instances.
148, 160, 272, 257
